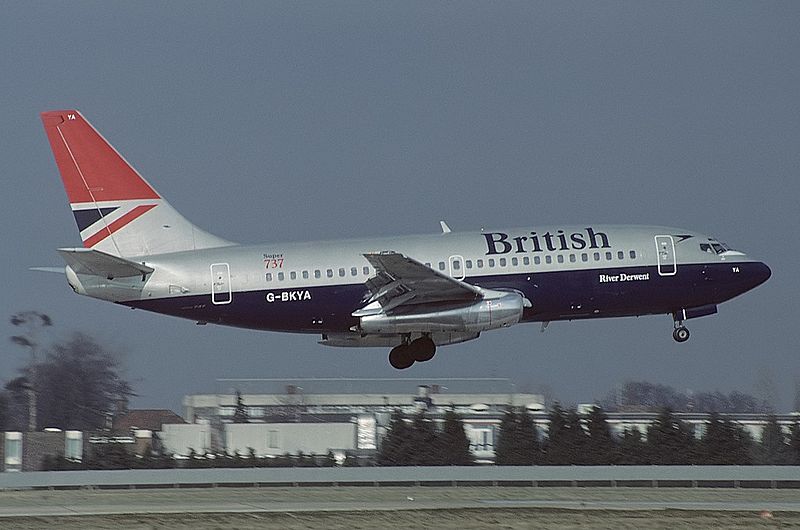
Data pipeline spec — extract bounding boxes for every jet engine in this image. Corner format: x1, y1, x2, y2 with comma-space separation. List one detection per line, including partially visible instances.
357, 290, 525, 334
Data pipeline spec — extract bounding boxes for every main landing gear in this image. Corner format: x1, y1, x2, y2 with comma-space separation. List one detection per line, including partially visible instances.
389, 335, 436, 369
672, 320, 690, 343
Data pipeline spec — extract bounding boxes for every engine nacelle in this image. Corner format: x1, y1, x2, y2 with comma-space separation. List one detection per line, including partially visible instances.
358, 291, 525, 334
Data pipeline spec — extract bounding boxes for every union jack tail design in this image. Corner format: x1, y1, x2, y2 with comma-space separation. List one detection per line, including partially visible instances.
41, 110, 231, 257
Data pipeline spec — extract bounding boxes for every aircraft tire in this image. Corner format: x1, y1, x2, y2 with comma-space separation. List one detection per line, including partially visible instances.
672, 326, 690, 343
410, 337, 436, 362
389, 344, 415, 369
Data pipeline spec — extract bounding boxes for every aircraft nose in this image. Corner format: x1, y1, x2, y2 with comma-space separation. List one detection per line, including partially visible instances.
747, 261, 772, 289
752, 261, 771, 287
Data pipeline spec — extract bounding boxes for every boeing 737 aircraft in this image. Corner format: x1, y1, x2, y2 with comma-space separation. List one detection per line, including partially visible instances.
39, 110, 771, 369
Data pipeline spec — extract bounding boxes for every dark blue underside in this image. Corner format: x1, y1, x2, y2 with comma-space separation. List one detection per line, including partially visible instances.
123, 262, 769, 333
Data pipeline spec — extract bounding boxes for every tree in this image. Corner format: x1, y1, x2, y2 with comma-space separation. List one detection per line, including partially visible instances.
495, 408, 540, 465
232, 390, 249, 423
600, 381, 770, 413
377, 409, 415, 466
617, 428, 648, 464
585, 406, 618, 465
544, 405, 589, 465
646, 408, 695, 464
407, 410, 438, 465
756, 415, 790, 465
87, 443, 134, 470
3, 377, 34, 431
789, 423, 800, 465
697, 413, 752, 465
25, 333, 134, 430
435, 409, 473, 465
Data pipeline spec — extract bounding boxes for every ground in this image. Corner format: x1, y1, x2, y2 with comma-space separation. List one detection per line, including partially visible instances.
1, 486, 798, 529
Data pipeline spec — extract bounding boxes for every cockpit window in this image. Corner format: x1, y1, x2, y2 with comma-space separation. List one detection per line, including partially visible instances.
700, 239, 731, 255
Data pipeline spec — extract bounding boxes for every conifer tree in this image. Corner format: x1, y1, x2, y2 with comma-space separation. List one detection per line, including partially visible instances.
618, 428, 648, 464
757, 415, 790, 465
544, 403, 586, 465
585, 406, 618, 464
377, 409, 414, 466
435, 409, 473, 465
495, 408, 540, 465
698, 413, 753, 465
408, 410, 438, 465
789, 423, 800, 465
646, 408, 695, 464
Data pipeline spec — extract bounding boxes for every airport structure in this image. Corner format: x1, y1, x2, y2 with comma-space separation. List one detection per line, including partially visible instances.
3, 378, 800, 471
176, 378, 543, 463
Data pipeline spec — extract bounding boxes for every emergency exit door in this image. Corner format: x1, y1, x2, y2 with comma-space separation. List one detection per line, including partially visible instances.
211, 263, 232, 304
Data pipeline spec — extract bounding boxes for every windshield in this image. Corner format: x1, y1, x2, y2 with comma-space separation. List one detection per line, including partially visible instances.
699, 239, 732, 255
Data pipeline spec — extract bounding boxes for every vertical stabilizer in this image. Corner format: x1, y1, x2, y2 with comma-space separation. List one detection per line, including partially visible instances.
41, 110, 233, 257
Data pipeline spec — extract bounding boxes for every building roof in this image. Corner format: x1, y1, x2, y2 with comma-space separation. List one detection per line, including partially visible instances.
113, 409, 186, 432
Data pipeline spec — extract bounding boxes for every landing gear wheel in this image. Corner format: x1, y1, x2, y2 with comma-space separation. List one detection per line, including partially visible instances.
672, 326, 690, 343
410, 336, 436, 362
389, 344, 415, 369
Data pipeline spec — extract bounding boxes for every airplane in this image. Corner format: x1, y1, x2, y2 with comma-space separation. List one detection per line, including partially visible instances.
39, 110, 771, 369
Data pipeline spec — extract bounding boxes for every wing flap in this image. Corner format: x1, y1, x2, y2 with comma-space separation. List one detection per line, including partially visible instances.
57, 247, 154, 278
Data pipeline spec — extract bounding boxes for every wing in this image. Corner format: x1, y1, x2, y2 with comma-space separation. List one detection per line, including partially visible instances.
355, 251, 481, 315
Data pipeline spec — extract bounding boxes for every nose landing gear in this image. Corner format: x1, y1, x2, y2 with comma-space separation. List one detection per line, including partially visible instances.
388, 335, 437, 369
672, 320, 690, 343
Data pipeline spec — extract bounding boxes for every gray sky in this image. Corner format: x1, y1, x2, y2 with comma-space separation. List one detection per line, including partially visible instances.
1, 2, 798, 413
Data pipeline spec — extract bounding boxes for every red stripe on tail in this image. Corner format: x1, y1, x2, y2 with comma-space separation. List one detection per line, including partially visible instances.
83, 204, 157, 248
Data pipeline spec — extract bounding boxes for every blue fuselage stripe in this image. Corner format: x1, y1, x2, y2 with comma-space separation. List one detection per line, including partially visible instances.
123, 261, 769, 333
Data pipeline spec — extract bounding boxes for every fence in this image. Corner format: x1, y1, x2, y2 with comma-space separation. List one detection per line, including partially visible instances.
2, 466, 800, 490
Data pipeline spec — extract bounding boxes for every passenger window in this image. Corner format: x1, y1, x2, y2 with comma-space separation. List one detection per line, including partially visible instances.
617, 251, 624, 260
569, 254, 576, 263
594, 252, 600, 261
453, 260, 461, 270
278, 272, 285, 281
629, 250, 636, 259
363, 266, 369, 275
545, 255, 552, 264
314, 270, 321, 279
266, 273, 272, 282
557, 255, 564, 263
511, 257, 518, 266
338, 268, 345, 277
581, 253, 588, 262
523, 257, 530, 266
499, 258, 506, 267
605, 252, 612, 261
303, 271, 309, 279
466, 260, 473, 269
488, 259, 495, 267
290, 271, 297, 280
351, 267, 358, 276
534, 256, 540, 265
326, 269, 333, 278
477, 259, 484, 268
438, 261, 446, 271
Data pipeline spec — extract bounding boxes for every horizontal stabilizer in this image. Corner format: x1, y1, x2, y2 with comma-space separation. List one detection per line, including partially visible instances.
57, 248, 154, 278
30, 267, 66, 274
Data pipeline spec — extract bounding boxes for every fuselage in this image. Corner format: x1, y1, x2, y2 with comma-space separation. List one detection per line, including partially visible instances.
77, 224, 770, 335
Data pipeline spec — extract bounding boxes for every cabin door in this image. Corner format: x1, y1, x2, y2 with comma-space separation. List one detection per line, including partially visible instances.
654, 236, 677, 276
211, 263, 232, 304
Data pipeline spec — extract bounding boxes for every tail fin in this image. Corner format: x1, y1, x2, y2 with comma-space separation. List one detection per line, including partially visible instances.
41, 110, 232, 257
